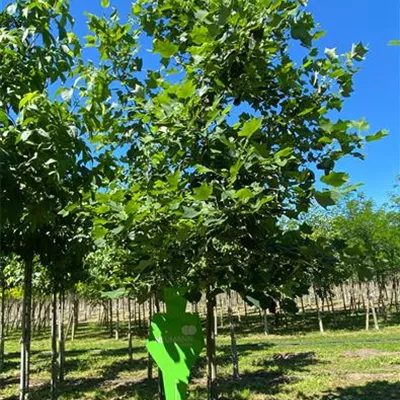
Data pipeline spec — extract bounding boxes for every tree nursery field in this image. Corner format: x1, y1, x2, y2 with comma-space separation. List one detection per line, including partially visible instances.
0, 0, 399, 399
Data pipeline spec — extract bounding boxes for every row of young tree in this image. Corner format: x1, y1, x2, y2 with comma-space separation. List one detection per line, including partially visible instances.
0, 0, 396, 399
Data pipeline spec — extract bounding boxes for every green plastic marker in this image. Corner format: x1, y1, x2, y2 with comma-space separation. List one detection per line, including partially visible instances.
147, 288, 204, 400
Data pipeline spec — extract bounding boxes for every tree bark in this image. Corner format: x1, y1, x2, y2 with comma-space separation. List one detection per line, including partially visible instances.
340, 284, 347, 312
0, 281, 5, 372
109, 299, 113, 338
155, 298, 165, 400
127, 298, 133, 364
227, 290, 239, 379
20, 256, 33, 400
367, 284, 379, 330
72, 296, 79, 341
115, 298, 120, 340
206, 289, 217, 400
147, 298, 153, 380
263, 309, 269, 336
51, 290, 58, 400
58, 290, 66, 383
313, 287, 324, 335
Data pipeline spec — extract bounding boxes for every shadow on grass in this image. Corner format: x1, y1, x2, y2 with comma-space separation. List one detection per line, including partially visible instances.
218, 310, 400, 337
305, 380, 400, 400
216, 351, 326, 398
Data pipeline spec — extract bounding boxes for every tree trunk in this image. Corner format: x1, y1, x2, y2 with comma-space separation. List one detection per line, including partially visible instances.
109, 299, 113, 338
72, 296, 79, 341
367, 284, 379, 330
0, 282, 5, 372
218, 296, 224, 328
300, 296, 305, 313
147, 298, 153, 380
394, 279, 399, 313
155, 298, 165, 400
227, 290, 239, 379
51, 290, 58, 400
20, 256, 33, 400
263, 309, 269, 336
340, 284, 347, 312
313, 288, 324, 335
365, 289, 370, 331
127, 298, 133, 365
58, 290, 66, 383
206, 289, 217, 400
115, 298, 120, 340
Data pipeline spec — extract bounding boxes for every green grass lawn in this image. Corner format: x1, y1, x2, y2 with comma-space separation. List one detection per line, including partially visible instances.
1, 312, 400, 399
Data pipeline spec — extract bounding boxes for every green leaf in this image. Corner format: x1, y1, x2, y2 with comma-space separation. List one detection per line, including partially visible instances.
325, 47, 338, 61
101, 0, 110, 8
229, 160, 243, 182
93, 226, 107, 240
167, 170, 180, 189
153, 39, 179, 58
239, 118, 262, 138
192, 183, 213, 201
321, 172, 349, 187
350, 118, 370, 132
314, 190, 336, 208
194, 10, 208, 20
234, 188, 255, 201
101, 288, 126, 299
190, 25, 210, 45
275, 147, 293, 158
351, 42, 368, 60
94, 204, 110, 214
389, 40, 400, 46
195, 164, 214, 174
182, 206, 200, 219
19, 92, 40, 109
0, 110, 9, 127
365, 129, 388, 142
177, 80, 196, 99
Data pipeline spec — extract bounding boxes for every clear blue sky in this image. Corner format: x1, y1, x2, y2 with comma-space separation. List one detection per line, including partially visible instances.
3, 0, 400, 204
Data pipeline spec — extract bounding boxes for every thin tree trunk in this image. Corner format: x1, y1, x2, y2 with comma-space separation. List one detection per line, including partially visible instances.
219, 296, 224, 328
340, 284, 347, 312
72, 296, 79, 341
115, 298, 120, 340
300, 296, 305, 313
147, 298, 153, 380
155, 298, 165, 400
51, 290, 58, 400
0, 280, 6, 367
206, 289, 217, 400
0, 280, 6, 368
367, 284, 379, 330
227, 290, 239, 379
109, 299, 113, 338
58, 290, 66, 383
263, 309, 269, 335
127, 298, 133, 364
365, 289, 370, 331
20, 256, 33, 400
314, 288, 324, 335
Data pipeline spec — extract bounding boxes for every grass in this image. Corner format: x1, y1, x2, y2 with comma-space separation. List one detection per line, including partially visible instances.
1, 310, 400, 399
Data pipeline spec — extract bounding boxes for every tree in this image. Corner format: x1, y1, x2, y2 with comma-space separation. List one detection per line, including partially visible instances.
0, 1, 92, 398
81, 1, 383, 397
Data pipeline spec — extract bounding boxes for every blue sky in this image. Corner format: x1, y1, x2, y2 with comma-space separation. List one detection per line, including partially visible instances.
3, 0, 399, 204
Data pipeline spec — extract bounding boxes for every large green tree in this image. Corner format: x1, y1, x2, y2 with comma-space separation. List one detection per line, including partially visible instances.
81, 1, 383, 397
0, 1, 92, 398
